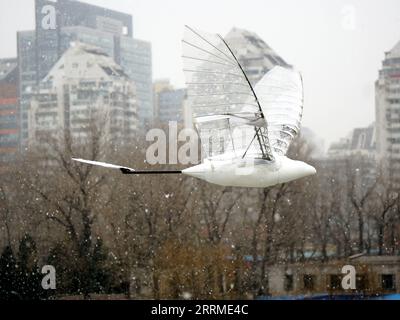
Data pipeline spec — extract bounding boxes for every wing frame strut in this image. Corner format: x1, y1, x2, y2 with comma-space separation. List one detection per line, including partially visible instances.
217, 34, 272, 160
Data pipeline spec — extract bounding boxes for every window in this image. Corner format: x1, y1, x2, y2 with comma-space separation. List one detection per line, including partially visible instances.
329, 275, 342, 290
356, 274, 368, 291
303, 274, 315, 290
381, 274, 395, 290
284, 274, 293, 291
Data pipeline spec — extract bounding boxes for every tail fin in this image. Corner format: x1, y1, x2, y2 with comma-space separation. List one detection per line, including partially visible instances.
72, 158, 181, 175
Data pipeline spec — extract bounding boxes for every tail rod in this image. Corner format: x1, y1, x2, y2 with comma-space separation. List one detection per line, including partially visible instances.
120, 168, 182, 175
72, 158, 182, 175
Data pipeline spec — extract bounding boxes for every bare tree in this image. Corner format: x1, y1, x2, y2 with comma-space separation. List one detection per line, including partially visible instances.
192, 183, 240, 245
371, 168, 398, 255
16, 116, 114, 298
347, 156, 377, 252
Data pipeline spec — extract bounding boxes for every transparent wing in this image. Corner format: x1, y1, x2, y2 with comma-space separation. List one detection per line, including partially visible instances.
182, 26, 272, 160
255, 66, 303, 156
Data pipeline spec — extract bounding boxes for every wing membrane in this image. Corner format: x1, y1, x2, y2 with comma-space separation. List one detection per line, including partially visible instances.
255, 66, 303, 155
182, 26, 272, 159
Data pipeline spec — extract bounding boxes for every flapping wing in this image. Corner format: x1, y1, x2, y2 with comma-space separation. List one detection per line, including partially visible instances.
255, 66, 303, 156
182, 25, 272, 160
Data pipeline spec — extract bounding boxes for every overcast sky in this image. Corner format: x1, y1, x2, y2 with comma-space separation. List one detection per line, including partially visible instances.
1, 0, 400, 148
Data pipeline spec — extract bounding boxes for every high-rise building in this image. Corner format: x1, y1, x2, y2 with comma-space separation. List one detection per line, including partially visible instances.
153, 79, 186, 124
59, 26, 153, 128
118, 37, 152, 128
153, 79, 173, 122
0, 58, 19, 168
34, 0, 133, 82
28, 44, 137, 146
157, 89, 186, 124
375, 40, 400, 178
225, 27, 290, 86
18, 0, 152, 150
17, 31, 36, 149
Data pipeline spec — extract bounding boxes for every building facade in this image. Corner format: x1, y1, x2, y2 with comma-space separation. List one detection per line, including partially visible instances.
158, 88, 186, 124
118, 37, 152, 128
376, 40, 400, 181
0, 58, 19, 168
264, 255, 400, 297
153, 79, 173, 121
153, 79, 186, 124
28, 44, 137, 147
327, 123, 376, 159
34, 0, 133, 82
17, 31, 36, 150
18, 0, 152, 150
59, 26, 153, 128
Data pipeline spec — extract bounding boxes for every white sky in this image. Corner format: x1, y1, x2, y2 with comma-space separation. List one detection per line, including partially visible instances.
1, 0, 400, 148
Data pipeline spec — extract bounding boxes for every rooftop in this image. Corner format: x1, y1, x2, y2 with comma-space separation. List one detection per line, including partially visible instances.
386, 40, 400, 59
43, 43, 129, 84
225, 27, 289, 67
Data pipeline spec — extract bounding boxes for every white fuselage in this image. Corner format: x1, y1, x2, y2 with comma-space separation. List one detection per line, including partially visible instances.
182, 155, 316, 188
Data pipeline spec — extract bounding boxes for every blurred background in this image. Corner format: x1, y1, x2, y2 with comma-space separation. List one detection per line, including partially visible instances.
0, 0, 400, 300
